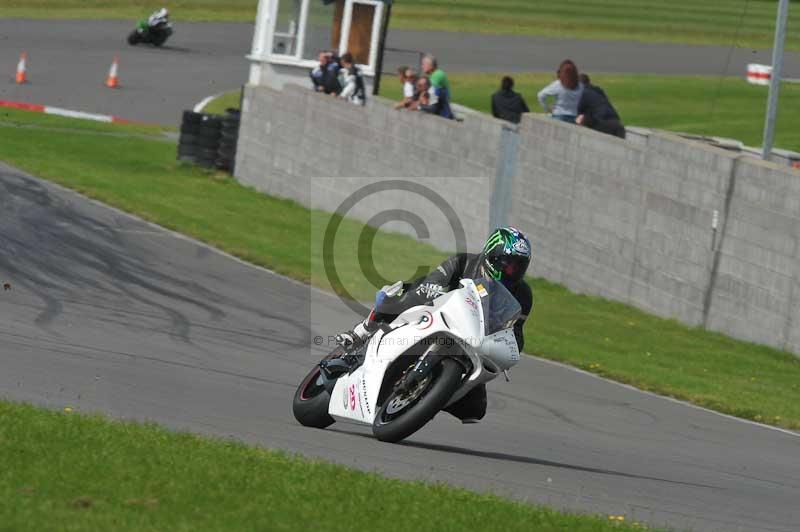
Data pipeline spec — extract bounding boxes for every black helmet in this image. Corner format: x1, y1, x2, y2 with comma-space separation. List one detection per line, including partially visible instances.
482, 226, 531, 287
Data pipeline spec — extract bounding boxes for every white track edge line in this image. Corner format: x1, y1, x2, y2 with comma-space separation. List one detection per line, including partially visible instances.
530, 355, 800, 438
193, 93, 223, 113
44, 106, 113, 123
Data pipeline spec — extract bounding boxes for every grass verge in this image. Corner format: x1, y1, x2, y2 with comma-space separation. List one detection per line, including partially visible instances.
0, 401, 651, 531
1, 0, 799, 51
0, 106, 174, 137
1, 106, 800, 431
201, 90, 243, 115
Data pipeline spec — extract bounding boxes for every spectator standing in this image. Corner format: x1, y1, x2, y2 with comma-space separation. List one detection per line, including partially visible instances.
537, 59, 583, 123
491, 76, 530, 124
394, 66, 418, 109
310, 51, 341, 95
576, 74, 625, 139
338, 53, 366, 106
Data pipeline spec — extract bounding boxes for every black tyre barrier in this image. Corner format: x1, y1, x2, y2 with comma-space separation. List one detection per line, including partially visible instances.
190, 127, 222, 139
215, 159, 233, 172
179, 134, 219, 149
184, 123, 221, 135
195, 148, 219, 159
177, 107, 239, 173
177, 146, 215, 160
182, 110, 206, 125
180, 125, 201, 136
177, 154, 212, 166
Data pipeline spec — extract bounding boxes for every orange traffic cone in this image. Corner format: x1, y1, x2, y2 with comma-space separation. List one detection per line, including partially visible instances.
105, 56, 119, 89
15, 52, 27, 84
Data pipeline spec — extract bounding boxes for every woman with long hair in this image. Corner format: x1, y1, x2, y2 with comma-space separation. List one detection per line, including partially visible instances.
537, 59, 584, 123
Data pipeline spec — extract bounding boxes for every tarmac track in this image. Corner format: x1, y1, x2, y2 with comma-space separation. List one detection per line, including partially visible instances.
1, 163, 799, 532
1, 19, 799, 124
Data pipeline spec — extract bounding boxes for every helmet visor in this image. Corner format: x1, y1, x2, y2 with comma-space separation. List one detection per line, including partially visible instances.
487, 254, 529, 285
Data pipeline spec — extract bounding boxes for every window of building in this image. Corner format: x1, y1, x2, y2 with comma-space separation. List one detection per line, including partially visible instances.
272, 0, 303, 56
301, 0, 338, 61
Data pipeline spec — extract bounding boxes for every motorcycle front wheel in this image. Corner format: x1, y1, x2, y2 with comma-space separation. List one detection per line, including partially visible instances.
372, 358, 462, 443
292, 365, 335, 429
127, 30, 140, 45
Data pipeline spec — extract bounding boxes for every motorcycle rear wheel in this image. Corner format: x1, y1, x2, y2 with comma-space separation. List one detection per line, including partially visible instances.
372, 358, 462, 443
292, 365, 335, 429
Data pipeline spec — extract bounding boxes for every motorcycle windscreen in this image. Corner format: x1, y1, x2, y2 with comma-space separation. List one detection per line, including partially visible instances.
471, 277, 522, 335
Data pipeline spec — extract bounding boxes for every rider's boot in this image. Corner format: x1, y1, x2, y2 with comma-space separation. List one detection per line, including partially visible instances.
320, 313, 380, 378
335, 310, 380, 351
336, 281, 405, 351
329, 281, 405, 374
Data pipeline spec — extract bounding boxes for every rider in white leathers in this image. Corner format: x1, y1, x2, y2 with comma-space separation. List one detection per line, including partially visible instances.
148, 8, 169, 28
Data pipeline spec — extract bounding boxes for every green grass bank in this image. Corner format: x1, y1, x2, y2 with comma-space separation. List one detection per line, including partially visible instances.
0, 401, 654, 531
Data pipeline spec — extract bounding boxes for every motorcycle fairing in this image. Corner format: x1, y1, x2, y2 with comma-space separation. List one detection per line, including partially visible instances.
328, 279, 516, 424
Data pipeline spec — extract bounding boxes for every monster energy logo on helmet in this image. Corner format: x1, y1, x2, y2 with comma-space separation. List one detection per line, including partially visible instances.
483, 230, 508, 255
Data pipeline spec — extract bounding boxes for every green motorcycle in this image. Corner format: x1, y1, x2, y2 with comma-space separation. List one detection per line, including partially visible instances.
127, 18, 173, 47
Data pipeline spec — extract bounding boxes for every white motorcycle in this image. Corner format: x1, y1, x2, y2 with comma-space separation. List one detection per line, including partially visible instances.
292, 277, 522, 443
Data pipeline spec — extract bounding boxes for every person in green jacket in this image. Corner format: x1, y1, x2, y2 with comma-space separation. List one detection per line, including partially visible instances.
420, 54, 454, 119
422, 54, 450, 94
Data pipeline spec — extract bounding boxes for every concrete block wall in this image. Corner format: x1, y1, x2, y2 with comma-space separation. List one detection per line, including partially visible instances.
513, 117, 742, 327
236, 84, 511, 252
707, 158, 800, 352
235, 83, 800, 356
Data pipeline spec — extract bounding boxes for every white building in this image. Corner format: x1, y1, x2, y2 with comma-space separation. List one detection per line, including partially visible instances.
247, 0, 391, 93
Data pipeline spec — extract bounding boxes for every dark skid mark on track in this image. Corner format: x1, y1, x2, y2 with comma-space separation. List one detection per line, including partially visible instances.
0, 328, 295, 390
0, 170, 311, 350
0, 174, 214, 338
